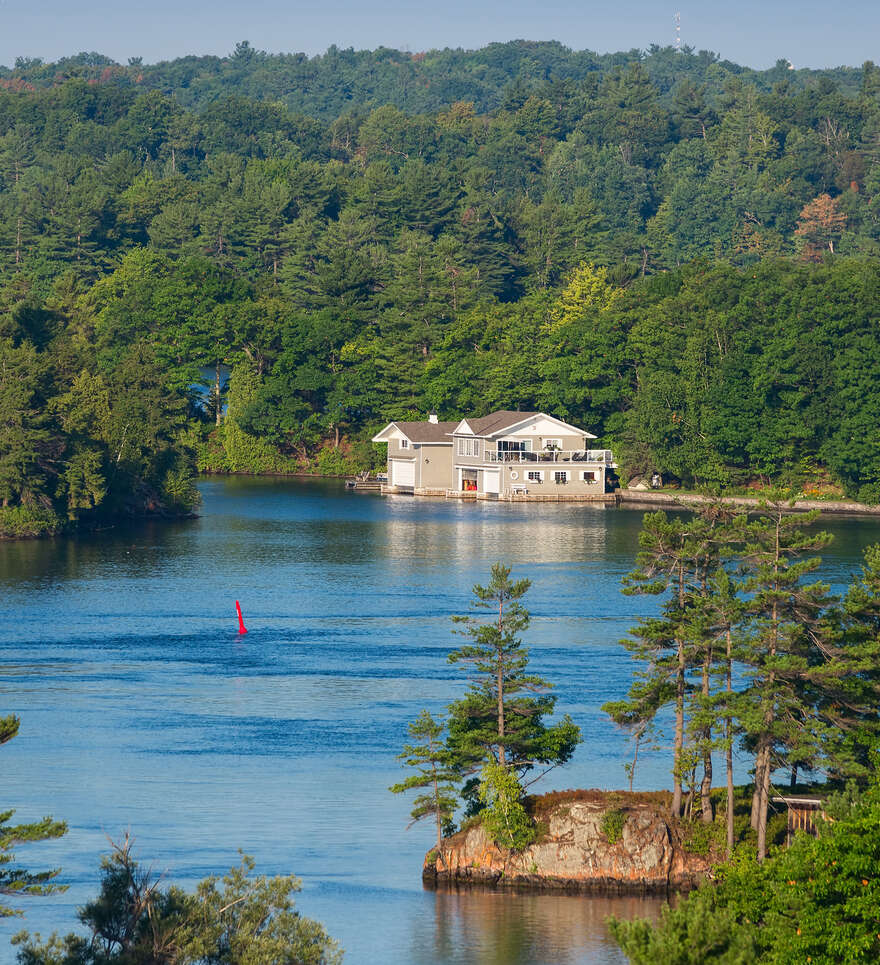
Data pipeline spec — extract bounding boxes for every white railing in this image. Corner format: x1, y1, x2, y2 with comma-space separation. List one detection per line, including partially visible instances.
483, 449, 613, 465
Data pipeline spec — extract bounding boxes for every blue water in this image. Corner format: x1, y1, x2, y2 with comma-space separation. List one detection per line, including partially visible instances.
2, 478, 878, 964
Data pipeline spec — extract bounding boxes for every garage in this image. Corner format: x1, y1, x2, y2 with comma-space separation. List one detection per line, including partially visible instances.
391, 459, 416, 488
483, 469, 501, 494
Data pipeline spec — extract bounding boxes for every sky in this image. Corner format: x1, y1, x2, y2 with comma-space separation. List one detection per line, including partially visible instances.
0, 0, 876, 71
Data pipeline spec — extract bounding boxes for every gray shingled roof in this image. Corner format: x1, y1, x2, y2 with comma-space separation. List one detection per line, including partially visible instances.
461, 411, 541, 436
393, 421, 459, 443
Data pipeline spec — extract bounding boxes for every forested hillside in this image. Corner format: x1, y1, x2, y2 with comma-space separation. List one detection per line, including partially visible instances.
0, 42, 866, 118
2, 42, 880, 535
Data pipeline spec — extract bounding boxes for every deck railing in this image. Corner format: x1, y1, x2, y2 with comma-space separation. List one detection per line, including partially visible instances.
483, 449, 613, 465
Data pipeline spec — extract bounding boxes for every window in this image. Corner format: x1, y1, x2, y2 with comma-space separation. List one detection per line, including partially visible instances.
554, 471, 568, 484
543, 438, 563, 451
526, 471, 543, 483
400, 438, 409, 449
498, 439, 531, 452
582, 470, 597, 483
456, 437, 480, 457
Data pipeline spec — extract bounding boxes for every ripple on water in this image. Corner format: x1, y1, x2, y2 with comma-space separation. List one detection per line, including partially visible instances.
2, 477, 878, 964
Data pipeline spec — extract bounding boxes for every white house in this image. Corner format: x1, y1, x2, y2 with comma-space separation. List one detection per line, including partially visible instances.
372, 410, 615, 500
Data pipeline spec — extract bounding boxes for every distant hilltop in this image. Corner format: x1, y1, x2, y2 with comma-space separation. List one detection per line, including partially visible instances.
0, 41, 867, 120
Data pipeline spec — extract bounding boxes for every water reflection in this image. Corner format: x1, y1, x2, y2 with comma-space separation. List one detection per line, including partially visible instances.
420, 889, 663, 965
1, 478, 879, 965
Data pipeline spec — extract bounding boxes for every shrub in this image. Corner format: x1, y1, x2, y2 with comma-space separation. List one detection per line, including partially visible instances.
478, 763, 537, 851
601, 807, 627, 844
0, 505, 63, 539
611, 775, 880, 964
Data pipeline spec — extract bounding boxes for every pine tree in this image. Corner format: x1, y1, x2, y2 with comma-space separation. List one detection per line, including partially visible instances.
823, 543, 880, 779
795, 193, 848, 258
682, 503, 744, 826
389, 711, 460, 857
446, 563, 580, 804
691, 567, 745, 854
738, 500, 836, 861
605, 512, 700, 817
0, 715, 67, 916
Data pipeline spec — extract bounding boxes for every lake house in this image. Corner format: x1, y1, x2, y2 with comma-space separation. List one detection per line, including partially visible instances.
372, 410, 615, 500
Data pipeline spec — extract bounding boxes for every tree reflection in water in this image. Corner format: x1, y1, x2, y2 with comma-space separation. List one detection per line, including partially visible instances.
418, 886, 666, 965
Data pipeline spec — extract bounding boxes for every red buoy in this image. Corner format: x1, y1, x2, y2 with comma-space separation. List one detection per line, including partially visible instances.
235, 600, 248, 635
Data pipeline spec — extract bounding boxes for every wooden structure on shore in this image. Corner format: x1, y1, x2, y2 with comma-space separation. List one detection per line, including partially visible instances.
345, 471, 384, 492
771, 796, 827, 845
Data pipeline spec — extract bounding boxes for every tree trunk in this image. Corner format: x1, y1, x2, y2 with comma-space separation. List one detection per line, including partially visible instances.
672, 563, 685, 818
789, 764, 797, 790
756, 737, 772, 861
726, 628, 735, 857
629, 731, 641, 792
756, 526, 782, 861
214, 362, 222, 426
433, 771, 443, 856
700, 754, 713, 824
751, 742, 768, 830
700, 649, 713, 824
497, 598, 505, 766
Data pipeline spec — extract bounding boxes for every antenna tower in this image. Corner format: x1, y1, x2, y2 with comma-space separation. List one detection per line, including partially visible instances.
674, 12, 681, 52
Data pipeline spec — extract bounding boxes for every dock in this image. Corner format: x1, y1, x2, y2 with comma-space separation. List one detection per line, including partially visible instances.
380, 485, 617, 503
345, 473, 384, 492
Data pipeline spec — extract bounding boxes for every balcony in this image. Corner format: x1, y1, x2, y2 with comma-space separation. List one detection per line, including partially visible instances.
484, 449, 614, 465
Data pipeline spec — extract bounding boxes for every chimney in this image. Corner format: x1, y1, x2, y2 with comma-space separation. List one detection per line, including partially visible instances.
428, 411, 439, 424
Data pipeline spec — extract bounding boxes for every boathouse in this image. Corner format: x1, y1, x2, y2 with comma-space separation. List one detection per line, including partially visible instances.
372, 410, 615, 501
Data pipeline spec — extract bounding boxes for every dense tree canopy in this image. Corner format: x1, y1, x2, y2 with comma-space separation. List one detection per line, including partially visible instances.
610, 773, 880, 964
3, 42, 880, 533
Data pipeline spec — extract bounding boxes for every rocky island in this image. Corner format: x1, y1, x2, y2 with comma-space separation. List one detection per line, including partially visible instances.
424, 790, 713, 894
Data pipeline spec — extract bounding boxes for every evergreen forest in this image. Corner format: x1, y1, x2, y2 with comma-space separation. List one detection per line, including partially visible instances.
4, 40, 880, 534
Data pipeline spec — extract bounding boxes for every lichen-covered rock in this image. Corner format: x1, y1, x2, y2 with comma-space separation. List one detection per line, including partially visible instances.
425, 795, 711, 894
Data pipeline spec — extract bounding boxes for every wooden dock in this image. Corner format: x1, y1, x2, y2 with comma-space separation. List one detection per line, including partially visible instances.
346, 476, 383, 492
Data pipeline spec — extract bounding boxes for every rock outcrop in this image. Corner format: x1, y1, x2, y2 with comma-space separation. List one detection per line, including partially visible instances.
424, 792, 712, 894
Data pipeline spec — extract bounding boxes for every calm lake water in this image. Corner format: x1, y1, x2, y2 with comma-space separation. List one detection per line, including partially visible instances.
3, 478, 879, 964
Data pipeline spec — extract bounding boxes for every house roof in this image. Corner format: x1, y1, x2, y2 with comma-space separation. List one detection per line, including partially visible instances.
464, 411, 541, 435
371, 421, 458, 444
453, 410, 597, 440
372, 411, 598, 444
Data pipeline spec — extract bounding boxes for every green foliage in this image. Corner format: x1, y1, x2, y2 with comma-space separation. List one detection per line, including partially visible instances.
446, 563, 581, 786
0, 505, 63, 538
390, 710, 460, 851
3, 47, 880, 515
313, 447, 362, 477
610, 899, 759, 965
12, 836, 342, 964
0, 715, 67, 917
680, 815, 725, 856
611, 776, 880, 965
600, 808, 627, 844
606, 504, 880, 859
477, 762, 537, 851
